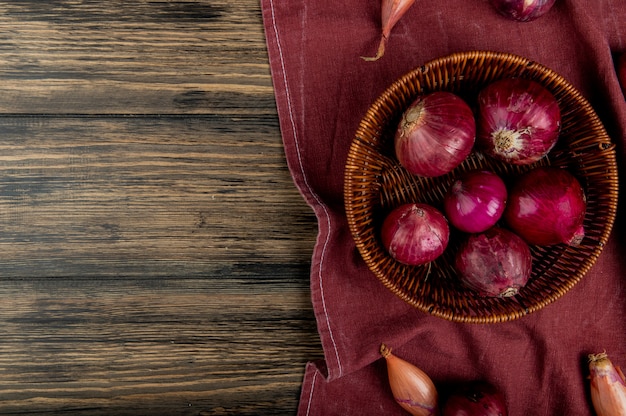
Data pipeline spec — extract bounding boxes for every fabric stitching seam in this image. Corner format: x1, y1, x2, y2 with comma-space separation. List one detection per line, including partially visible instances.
267, 0, 343, 383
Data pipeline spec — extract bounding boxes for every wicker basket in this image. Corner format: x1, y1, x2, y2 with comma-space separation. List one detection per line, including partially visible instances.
344, 50, 618, 323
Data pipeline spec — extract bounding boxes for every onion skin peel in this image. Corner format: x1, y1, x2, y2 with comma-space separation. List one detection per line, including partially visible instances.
588, 352, 626, 416
362, 0, 416, 61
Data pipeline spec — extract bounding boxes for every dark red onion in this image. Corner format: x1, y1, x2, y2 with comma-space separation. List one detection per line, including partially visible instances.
476, 78, 561, 165
395, 91, 476, 177
490, 0, 556, 22
443, 170, 507, 233
381, 203, 450, 266
455, 227, 532, 297
442, 381, 508, 416
504, 166, 586, 246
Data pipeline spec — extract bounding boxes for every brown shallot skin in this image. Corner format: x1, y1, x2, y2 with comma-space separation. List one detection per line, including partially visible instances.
380, 344, 439, 416
362, 0, 416, 61
588, 352, 626, 416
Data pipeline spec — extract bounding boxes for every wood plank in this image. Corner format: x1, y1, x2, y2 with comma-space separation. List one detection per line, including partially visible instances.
0, 0, 272, 114
0, 279, 323, 415
0, 115, 317, 277
0, 0, 324, 414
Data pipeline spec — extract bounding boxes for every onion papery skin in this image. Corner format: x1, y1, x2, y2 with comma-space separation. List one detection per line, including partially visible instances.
455, 227, 532, 297
443, 170, 507, 233
490, 0, 556, 22
381, 344, 439, 416
381, 203, 450, 266
395, 91, 476, 177
442, 381, 508, 416
361, 0, 416, 61
504, 167, 586, 246
588, 352, 626, 416
476, 78, 561, 165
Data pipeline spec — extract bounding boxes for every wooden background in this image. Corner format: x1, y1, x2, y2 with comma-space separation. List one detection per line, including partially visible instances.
0, 1, 324, 414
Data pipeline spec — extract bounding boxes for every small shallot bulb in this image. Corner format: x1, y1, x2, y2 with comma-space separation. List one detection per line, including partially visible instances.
381, 344, 439, 416
588, 352, 626, 416
362, 0, 417, 61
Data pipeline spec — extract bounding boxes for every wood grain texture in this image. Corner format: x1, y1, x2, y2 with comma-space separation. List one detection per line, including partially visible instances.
0, 1, 323, 414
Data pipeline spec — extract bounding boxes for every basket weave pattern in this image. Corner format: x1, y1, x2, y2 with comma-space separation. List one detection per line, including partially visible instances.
344, 51, 618, 323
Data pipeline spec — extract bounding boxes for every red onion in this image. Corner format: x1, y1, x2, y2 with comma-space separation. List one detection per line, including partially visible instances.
490, 0, 556, 22
476, 78, 561, 165
395, 92, 476, 177
381, 203, 450, 266
504, 166, 586, 246
442, 381, 508, 416
443, 170, 507, 233
455, 227, 532, 297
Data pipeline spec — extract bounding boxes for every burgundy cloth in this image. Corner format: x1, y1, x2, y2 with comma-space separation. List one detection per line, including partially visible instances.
261, 1, 626, 414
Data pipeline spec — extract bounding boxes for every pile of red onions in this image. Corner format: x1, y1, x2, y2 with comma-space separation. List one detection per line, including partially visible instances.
380, 76, 587, 297
476, 78, 561, 165
395, 91, 476, 177
395, 79, 561, 174
490, 0, 556, 22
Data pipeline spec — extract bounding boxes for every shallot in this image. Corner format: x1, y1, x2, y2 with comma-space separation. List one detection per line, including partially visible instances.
395, 92, 476, 177
442, 381, 508, 416
381, 203, 450, 266
362, 0, 416, 61
504, 167, 586, 246
476, 78, 561, 165
455, 227, 532, 297
443, 170, 507, 233
380, 343, 439, 416
490, 0, 556, 22
588, 352, 626, 416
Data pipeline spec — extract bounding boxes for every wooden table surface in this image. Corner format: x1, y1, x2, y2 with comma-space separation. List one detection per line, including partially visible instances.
0, 1, 324, 414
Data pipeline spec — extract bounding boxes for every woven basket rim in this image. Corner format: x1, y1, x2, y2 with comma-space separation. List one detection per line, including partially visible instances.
344, 50, 619, 323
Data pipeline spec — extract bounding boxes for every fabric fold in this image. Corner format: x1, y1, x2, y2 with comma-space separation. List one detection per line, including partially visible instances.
261, 0, 626, 414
